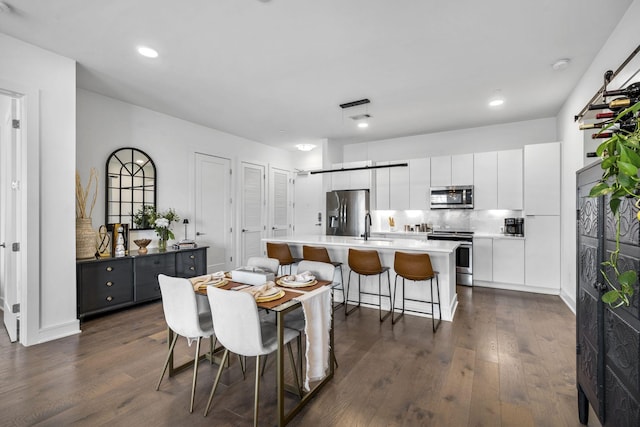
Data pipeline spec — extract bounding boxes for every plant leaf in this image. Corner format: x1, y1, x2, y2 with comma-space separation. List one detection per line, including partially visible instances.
617, 270, 637, 287
617, 160, 638, 177
602, 290, 620, 304
610, 197, 621, 214
589, 182, 612, 197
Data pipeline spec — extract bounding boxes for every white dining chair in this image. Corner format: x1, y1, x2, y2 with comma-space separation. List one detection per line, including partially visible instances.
204, 286, 301, 426
247, 256, 280, 274
156, 274, 215, 413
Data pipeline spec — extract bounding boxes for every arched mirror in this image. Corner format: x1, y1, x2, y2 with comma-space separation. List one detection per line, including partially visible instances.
106, 147, 156, 229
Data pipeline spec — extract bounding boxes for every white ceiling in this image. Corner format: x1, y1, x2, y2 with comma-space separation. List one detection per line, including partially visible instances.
0, 0, 633, 151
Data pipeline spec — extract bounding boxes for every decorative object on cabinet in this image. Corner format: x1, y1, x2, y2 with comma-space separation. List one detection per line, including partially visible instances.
75, 168, 99, 260
133, 238, 151, 254
576, 161, 640, 427
96, 225, 111, 257
153, 208, 180, 251
108, 223, 129, 256
76, 246, 208, 319
106, 147, 156, 229
133, 205, 156, 229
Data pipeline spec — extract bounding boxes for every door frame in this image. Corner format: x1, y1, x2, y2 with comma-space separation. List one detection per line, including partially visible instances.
239, 161, 266, 264
0, 79, 39, 345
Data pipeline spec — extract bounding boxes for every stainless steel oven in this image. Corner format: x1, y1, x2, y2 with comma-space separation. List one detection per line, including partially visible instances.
428, 231, 473, 286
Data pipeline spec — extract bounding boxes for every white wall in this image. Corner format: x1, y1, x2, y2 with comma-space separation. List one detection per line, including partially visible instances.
0, 33, 78, 345
76, 89, 295, 263
342, 117, 557, 162
556, 0, 640, 312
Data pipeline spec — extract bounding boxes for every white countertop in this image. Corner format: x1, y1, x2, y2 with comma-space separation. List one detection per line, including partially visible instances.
263, 234, 459, 254
473, 233, 525, 240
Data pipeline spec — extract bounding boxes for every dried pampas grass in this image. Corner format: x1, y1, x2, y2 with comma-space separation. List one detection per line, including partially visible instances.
76, 168, 98, 219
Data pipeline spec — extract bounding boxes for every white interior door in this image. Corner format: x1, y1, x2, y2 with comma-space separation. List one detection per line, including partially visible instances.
294, 172, 323, 235
269, 167, 291, 238
1, 92, 20, 342
194, 153, 232, 273
241, 162, 265, 265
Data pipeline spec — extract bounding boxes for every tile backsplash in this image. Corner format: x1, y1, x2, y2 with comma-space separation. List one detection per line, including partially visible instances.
372, 209, 522, 234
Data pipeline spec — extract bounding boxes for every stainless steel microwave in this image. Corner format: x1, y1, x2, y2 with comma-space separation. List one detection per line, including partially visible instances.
430, 186, 474, 209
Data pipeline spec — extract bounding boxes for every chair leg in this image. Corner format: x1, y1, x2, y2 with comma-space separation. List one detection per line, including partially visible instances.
204, 348, 229, 417
433, 275, 442, 332
156, 332, 179, 391
254, 355, 261, 427
379, 272, 391, 322
287, 342, 303, 398
345, 271, 361, 316
189, 337, 202, 413
392, 275, 405, 325
239, 354, 246, 380
332, 265, 345, 312
261, 354, 268, 377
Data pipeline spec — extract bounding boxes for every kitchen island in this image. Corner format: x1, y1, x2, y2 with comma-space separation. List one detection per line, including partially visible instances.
262, 235, 459, 322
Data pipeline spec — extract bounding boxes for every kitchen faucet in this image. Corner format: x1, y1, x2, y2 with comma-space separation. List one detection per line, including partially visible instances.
364, 212, 372, 241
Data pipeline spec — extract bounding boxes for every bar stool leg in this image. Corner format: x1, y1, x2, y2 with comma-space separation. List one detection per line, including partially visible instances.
379, 272, 391, 322
345, 270, 360, 316
392, 275, 405, 325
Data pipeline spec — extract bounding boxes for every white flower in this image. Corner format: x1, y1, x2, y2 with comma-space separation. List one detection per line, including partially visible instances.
154, 218, 170, 229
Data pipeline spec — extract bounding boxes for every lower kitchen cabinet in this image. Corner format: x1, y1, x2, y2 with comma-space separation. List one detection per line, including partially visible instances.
492, 238, 524, 285
473, 237, 493, 282
524, 215, 560, 291
77, 246, 207, 318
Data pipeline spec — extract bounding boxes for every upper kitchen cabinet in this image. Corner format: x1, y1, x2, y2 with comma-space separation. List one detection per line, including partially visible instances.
473, 151, 498, 210
330, 161, 372, 191
431, 154, 473, 187
451, 153, 474, 186
497, 149, 523, 210
524, 142, 560, 215
374, 161, 410, 210
430, 155, 451, 187
409, 158, 431, 210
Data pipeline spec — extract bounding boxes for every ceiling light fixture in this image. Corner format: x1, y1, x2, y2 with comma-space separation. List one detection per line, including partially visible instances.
488, 91, 505, 108
357, 122, 369, 128
137, 46, 159, 58
296, 143, 316, 152
552, 58, 571, 71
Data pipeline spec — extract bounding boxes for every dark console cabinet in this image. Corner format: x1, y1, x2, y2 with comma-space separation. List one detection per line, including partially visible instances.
77, 246, 207, 318
576, 162, 640, 426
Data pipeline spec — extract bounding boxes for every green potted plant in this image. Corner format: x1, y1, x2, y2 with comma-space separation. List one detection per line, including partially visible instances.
153, 208, 180, 251
588, 101, 640, 307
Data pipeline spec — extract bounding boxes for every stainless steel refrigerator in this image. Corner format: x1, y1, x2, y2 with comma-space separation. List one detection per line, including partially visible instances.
326, 189, 370, 236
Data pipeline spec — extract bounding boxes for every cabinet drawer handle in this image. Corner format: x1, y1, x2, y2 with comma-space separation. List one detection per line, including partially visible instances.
105, 281, 113, 287
106, 296, 113, 302
190, 255, 195, 259
106, 266, 113, 272
190, 266, 195, 271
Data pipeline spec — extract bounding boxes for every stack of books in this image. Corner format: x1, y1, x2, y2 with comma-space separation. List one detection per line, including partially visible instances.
177, 240, 197, 249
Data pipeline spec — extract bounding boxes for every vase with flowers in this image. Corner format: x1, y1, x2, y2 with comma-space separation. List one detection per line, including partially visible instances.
75, 168, 98, 259
153, 208, 180, 251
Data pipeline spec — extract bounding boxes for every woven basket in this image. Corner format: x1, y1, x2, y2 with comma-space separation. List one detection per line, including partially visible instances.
76, 218, 96, 259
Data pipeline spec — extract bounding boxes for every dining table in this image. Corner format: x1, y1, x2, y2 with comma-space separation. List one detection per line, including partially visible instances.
167, 275, 335, 426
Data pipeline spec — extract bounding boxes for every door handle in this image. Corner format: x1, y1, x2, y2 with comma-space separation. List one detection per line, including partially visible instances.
242, 229, 248, 232
272, 227, 278, 230
0, 242, 5, 248
196, 232, 206, 236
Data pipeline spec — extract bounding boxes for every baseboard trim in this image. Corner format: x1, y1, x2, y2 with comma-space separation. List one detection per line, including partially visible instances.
473, 280, 560, 296
30, 320, 81, 346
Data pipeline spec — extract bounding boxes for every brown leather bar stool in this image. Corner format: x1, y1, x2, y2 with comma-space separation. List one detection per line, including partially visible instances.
302, 245, 345, 311
392, 251, 441, 332
266, 242, 302, 275
345, 248, 392, 322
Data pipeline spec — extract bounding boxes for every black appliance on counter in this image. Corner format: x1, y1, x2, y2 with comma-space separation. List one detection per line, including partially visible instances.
429, 186, 473, 209
428, 230, 473, 286
504, 218, 524, 236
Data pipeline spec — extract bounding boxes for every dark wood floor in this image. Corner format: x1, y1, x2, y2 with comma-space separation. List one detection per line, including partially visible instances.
0, 286, 598, 426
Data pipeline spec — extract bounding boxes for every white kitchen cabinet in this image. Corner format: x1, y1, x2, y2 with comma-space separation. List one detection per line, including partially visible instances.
430, 155, 451, 187
524, 215, 560, 291
409, 158, 431, 210
390, 164, 410, 210
374, 161, 390, 210
330, 161, 372, 191
451, 153, 474, 186
524, 142, 560, 215
473, 151, 498, 210
492, 238, 524, 285
497, 149, 523, 210
473, 237, 493, 282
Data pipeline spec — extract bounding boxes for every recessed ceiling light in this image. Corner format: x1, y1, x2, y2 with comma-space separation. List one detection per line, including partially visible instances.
552, 58, 571, 71
357, 122, 369, 128
137, 46, 159, 58
296, 144, 316, 152
488, 91, 505, 108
